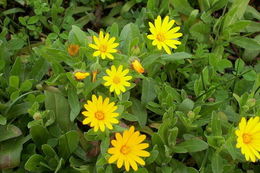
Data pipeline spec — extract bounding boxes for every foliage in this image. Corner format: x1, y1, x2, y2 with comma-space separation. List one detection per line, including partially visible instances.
0, 0, 260, 172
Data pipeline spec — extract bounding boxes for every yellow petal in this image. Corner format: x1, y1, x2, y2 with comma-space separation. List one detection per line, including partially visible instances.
108, 154, 118, 163
93, 51, 100, 57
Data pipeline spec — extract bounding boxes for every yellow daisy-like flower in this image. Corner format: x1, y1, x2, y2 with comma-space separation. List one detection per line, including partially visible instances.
131, 60, 144, 74
103, 65, 132, 95
74, 72, 90, 80
82, 95, 119, 132
88, 31, 119, 60
108, 126, 150, 171
147, 16, 183, 54
235, 116, 260, 162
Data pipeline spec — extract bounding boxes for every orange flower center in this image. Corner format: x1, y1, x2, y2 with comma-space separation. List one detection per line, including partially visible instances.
95, 111, 105, 120
156, 33, 165, 42
120, 145, 131, 155
99, 44, 108, 53
242, 133, 252, 144
113, 76, 121, 84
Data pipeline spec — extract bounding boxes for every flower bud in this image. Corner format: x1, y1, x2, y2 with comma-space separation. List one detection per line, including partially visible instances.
33, 112, 42, 120
246, 98, 256, 108
74, 72, 90, 80
68, 44, 80, 56
131, 59, 144, 74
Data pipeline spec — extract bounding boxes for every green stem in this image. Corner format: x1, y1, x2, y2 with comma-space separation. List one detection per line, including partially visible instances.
4, 90, 40, 116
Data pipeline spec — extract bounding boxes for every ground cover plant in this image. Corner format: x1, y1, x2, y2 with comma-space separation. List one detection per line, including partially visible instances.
0, 0, 260, 172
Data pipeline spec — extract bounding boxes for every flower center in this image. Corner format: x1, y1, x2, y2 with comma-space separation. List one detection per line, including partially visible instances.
113, 76, 121, 84
71, 46, 76, 52
99, 44, 107, 53
95, 111, 105, 120
156, 33, 165, 42
120, 145, 131, 155
242, 133, 252, 144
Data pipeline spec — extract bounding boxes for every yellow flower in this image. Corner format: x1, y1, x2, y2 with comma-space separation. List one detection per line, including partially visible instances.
82, 95, 119, 132
131, 60, 144, 74
235, 117, 260, 162
88, 31, 119, 60
74, 72, 90, 80
108, 126, 150, 171
147, 16, 183, 54
103, 65, 132, 95
68, 44, 80, 56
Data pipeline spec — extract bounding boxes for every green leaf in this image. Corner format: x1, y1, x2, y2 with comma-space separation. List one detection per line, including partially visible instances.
120, 0, 136, 15
141, 78, 156, 104
68, 87, 81, 121
161, 52, 192, 62
69, 25, 87, 45
212, 153, 223, 173
24, 154, 48, 172
58, 130, 79, 160
20, 80, 32, 92
108, 23, 119, 37
211, 112, 222, 136
173, 138, 208, 153
133, 168, 149, 173
45, 89, 72, 132
0, 124, 22, 142
131, 98, 147, 127
216, 59, 232, 72
169, 0, 194, 16
0, 59, 5, 71
177, 99, 194, 113
0, 136, 30, 169
190, 22, 211, 42
146, 146, 159, 164
27, 16, 39, 24
0, 115, 7, 125
30, 125, 50, 146
231, 36, 260, 50
100, 136, 110, 156
223, 0, 250, 28
42, 144, 57, 158
235, 58, 245, 74
227, 20, 251, 33
54, 158, 64, 173
120, 23, 141, 54
29, 57, 49, 82
8, 39, 25, 50
243, 69, 257, 81
9, 75, 19, 89
10, 90, 20, 101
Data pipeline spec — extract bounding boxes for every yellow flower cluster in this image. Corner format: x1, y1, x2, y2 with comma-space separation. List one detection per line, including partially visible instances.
67, 15, 183, 172
81, 95, 150, 171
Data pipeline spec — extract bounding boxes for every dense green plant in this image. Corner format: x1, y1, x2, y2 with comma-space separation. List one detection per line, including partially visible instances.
0, 0, 260, 173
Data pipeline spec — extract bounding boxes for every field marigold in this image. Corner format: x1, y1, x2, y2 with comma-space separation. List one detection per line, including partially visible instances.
82, 95, 119, 132
88, 31, 119, 60
108, 126, 150, 171
74, 72, 90, 80
131, 60, 144, 74
68, 44, 80, 56
147, 16, 182, 54
103, 65, 132, 95
235, 117, 260, 162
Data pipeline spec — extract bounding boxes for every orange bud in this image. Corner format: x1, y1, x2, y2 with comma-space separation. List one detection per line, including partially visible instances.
74, 72, 90, 80
68, 44, 80, 56
131, 60, 144, 74
92, 70, 98, 82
